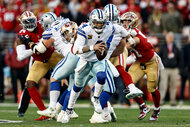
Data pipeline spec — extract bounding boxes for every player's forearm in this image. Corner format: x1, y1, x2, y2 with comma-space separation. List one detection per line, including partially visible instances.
111, 38, 126, 57
73, 45, 94, 54
30, 39, 54, 54
16, 44, 33, 61
126, 34, 135, 46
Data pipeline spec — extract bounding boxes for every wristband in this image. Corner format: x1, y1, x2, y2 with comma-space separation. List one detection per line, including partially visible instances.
31, 44, 37, 51
90, 45, 94, 51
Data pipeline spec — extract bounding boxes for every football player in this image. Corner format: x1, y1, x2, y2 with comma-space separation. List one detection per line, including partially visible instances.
34, 20, 80, 118
103, 4, 143, 100
120, 12, 163, 121
61, 8, 137, 123
36, 19, 118, 123
16, 11, 63, 120
87, 4, 144, 123
103, 4, 150, 121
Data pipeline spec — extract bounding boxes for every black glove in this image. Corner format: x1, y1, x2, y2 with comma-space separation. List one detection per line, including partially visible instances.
18, 35, 32, 45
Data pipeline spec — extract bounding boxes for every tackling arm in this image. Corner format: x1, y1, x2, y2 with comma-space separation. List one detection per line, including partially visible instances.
29, 38, 54, 54
126, 36, 140, 49
16, 38, 33, 61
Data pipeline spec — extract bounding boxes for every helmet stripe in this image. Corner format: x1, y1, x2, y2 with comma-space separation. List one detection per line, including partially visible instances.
111, 4, 114, 21
109, 4, 111, 21
28, 11, 31, 16
47, 12, 56, 21
25, 11, 29, 17
97, 9, 100, 19
100, 9, 103, 19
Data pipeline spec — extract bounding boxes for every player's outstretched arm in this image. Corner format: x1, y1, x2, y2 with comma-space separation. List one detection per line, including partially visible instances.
127, 36, 140, 49
29, 38, 55, 55
73, 41, 106, 54
15, 37, 33, 61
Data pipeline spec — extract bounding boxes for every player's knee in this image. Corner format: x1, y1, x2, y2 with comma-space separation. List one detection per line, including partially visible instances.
25, 81, 36, 88
147, 82, 157, 93
50, 81, 61, 91
50, 76, 57, 82
96, 72, 106, 84
73, 85, 82, 92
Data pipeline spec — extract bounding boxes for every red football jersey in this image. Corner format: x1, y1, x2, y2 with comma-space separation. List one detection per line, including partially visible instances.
132, 28, 154, 63
1, 10, 17, 32
18, 23, 54, 62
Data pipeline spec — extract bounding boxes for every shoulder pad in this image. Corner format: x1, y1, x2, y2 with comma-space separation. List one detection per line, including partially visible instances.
42, 30, 53, 40
77, 23, 89, 39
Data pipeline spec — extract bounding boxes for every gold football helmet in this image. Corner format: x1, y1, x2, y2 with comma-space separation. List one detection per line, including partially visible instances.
120, 12, 138, 29
19, 11, 37, 32
61, 21, 78, 44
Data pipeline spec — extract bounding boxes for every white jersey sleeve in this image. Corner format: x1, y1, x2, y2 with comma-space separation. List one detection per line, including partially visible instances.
106, 24, 128, 59
113, 24, 129, 37
42, 19, 72, 56
16, 44, 33, 61
74, 22, 116, 62
73, 23, 87, 53
42, 28, 54, 40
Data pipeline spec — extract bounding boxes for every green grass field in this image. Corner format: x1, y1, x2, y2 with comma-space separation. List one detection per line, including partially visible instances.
1, 103, 190, 127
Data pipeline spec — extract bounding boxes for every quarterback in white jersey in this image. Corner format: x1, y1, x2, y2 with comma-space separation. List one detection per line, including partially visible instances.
61, 8, 135, 124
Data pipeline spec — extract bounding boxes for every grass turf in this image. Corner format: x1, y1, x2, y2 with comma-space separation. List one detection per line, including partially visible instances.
0, 105, 190, 127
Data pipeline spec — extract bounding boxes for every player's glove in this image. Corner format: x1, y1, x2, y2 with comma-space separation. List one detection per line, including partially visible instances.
18, 35, 32, 45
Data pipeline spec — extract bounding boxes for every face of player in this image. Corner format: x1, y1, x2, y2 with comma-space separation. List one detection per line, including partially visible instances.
93, 21, 105, 30
122, 20, 131, 29
64, 30, 77, 43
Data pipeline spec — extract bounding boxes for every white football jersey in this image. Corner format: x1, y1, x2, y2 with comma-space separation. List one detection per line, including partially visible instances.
105, 24, 129, 59
73, 21, 115, 62
42, 18, 72, 56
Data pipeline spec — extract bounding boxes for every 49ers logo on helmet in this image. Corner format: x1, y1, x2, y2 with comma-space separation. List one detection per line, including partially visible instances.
131, 14, 136, 18
65, 22, 73, 27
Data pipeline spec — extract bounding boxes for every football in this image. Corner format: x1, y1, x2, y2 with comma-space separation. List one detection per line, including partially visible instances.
95, 47, 108, 61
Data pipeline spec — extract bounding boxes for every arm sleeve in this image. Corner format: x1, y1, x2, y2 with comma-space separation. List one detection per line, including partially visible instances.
72, 29, 87, 54
16, 44, 33, 61
42, 29, 53, 40
114, 24, 129, 37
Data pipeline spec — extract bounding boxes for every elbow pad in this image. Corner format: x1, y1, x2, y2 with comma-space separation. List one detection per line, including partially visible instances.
32, 41, 47, 54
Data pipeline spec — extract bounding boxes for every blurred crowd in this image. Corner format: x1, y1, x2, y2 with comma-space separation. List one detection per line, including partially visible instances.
0, 0, 189, 34
0, 0, 190, 106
